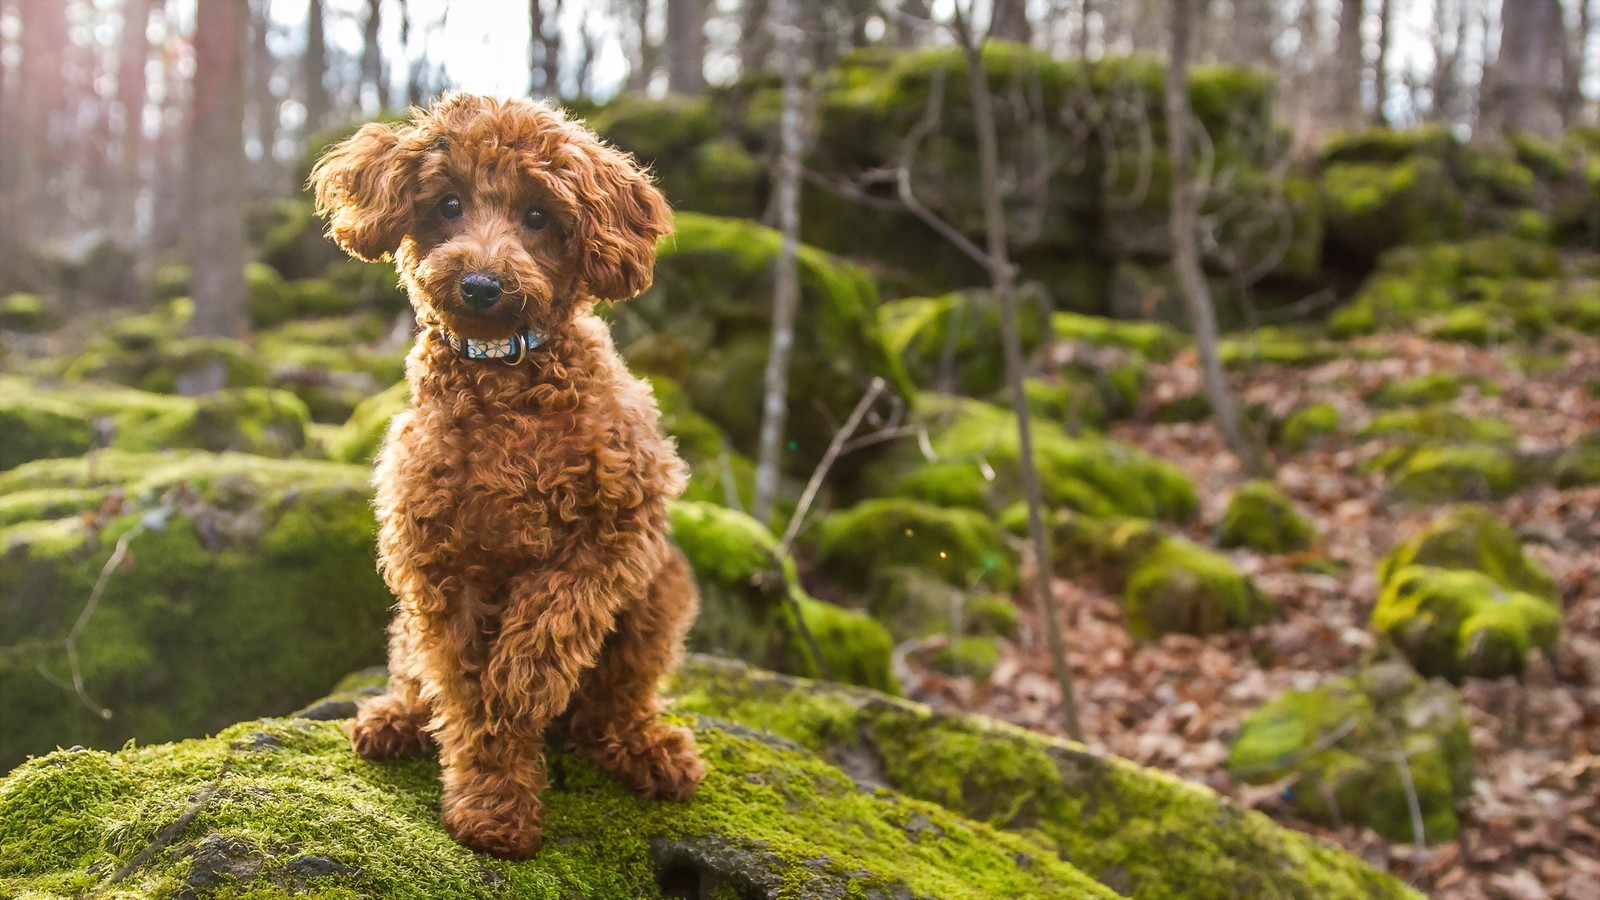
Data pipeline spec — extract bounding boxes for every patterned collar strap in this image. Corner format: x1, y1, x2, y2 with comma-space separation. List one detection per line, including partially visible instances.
442, 329, 546, 363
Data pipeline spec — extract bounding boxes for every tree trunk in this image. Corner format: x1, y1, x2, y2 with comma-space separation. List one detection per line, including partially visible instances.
1231, 0, 1276, 69
8, 0, 69, 251
1078, 0, 1094, 58
184, 0, 249, 393
250, 0, 280, 185
362, 0, 389, 111
627, 0, 656, 91
752, 0, 804, 525
1429, 0, 1464, 123
114, 0, 155, 241
896, 0, 930, 49
1330, 0, 1365, 130
302, 0, 330, 135
740, 0, 771, 77
1561, 0, 1594, 128
666, 0, 706, 94
1491, 0, 1563, 138
990, 0, 1031, 44
1166, 0, 1264, 476
959, 11, 1084, 743
1371, 0, 1392, 124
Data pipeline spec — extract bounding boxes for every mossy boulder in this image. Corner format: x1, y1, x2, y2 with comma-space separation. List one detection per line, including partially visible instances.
1219, 328, 1343, 370
1038, 512, 1271, 637
0, 292, 51, 331
324, 380, 409, 464
0, 378, 313, 469
1123, 533, 1274, 637
1372, 566, 1561, 682
60, 333, 269, 395
878, 287, 1052, 396
613, 212, 912, 477
1359, 407, 1518, 445
1365, 372, 1478, 408
1378, 505, 1558, 600
1050, 312, 1186, 362
1218, 481, 1317, 553
669, 501, 896, 693
1383, 443, 1529, 502
1278, 403, 1341, 452
0, 452, 392, 769
1321, 157, 1464, 265
813, 498, 1018, 593
1227, 661, 1474, 842
865, 395, 1198, 522
1553, 434, 1600, 487
0, 656, 1416, 900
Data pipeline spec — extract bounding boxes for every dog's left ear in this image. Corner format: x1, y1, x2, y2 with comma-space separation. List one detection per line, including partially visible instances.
567, 143, 673, 302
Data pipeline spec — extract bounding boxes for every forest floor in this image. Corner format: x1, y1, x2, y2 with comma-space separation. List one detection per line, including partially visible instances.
889, 333, 1600, 900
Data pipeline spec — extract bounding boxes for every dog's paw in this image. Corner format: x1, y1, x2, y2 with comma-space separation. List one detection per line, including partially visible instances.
440, 785, 544, 860
587, 723, 706, 801
348, 694, 431, 761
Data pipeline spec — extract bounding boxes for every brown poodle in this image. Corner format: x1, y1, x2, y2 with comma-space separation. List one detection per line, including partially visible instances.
310, 93, 704, 859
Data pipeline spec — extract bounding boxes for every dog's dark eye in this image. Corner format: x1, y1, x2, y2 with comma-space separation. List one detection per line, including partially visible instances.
524, 208, 548, 231
438, 195, 463, 220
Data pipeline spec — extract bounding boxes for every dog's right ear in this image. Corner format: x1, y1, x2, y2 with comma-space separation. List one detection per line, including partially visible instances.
309, 121, 419, 263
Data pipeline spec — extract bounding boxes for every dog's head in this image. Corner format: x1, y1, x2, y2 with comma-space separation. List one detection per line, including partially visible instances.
309, 94, 671, 340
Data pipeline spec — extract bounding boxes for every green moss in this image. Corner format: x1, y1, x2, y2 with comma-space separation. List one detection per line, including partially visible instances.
325, 380, 409, 463
1020, 378, 1110, 432
864, 395, 1197, 522
0, 711, 1116, 899
1278, 403, 1341, 452
669, 656, 1418, 900
1227, 661, 1473, 842
1373, 566, 1561, 682
0, 452, 392, 769
1425, 305, 1511, 345
1123, 534, 1273, 637
967, 592, 1021, 637
1218, 481, 1317, 553
813, 498, 1018, 592
929, 635, 1003, 679
0, 378, 312, 467
1050, 312, 1186, 361
878, 288, 1051, 396
1220, 329, 1342, 370
1360, 407, 1518, 445
612, 212, 912, 477
1366, 372, 1474, 408
0, 292, 51, 331
668, 501, 896, 693
1553, 436, 1600, 487
1386, 443, 1528, 502
1378, 505, 1557, 600
1321, 158, 1464, 264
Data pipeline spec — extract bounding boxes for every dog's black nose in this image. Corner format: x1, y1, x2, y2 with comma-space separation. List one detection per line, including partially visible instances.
460, 273, 502, 310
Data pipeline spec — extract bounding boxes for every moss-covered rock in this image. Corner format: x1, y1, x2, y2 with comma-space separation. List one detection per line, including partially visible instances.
878, 287, 1052, 396
1278, 403, 1341, 452
1123, 533, 1274, 637
1365, 372, 1479, 408
612, 212, 911, 477
1384, 443, 1529, 502
1050, 311, 1186, 361
813, 498, 1018, 592
1378, 505, 1558, 600
1372, 566, 1561, 682
1359, 407, 1518, 445
0, 656, 1416, 900
1322, 157, 1464, 264
0, 452, 392, 769
1553, 434, 1600, 487
0, 378, 313, 469
1220, 327, 1343, 369
864, 395, 1198, 522
324, 380, 408, 463
669, 501, 896, 693
0, 292, 51, 331
1218, 481, 1317, 553
1227, 661, 1474, 842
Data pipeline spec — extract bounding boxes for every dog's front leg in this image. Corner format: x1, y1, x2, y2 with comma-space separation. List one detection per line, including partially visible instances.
435, 567, 618, 860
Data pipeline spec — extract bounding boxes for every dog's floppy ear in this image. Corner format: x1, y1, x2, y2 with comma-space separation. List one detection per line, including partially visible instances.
309, 121, 420, 263
566, 142, 673, 302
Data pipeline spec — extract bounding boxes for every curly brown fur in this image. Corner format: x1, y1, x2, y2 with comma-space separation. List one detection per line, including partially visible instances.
310, 94, 703, 860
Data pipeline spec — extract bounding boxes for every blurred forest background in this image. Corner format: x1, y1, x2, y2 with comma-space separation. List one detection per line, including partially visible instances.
2, 1, 1600, 898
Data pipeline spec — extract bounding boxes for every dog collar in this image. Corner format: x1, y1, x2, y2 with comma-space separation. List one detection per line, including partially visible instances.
441, 328, 546, 364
